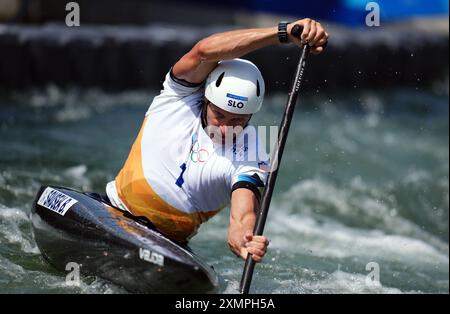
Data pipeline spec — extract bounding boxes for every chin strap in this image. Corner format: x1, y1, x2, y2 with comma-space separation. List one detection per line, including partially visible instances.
201, 106, 208, 129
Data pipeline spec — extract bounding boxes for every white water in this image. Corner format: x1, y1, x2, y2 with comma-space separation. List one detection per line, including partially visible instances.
0, 87, 448, 293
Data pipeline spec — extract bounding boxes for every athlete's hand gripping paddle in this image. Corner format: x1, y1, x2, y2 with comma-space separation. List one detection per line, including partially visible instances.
239, 24, 313, 294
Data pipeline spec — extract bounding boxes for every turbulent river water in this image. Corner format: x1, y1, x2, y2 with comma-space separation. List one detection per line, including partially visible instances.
0, 85, 448, 293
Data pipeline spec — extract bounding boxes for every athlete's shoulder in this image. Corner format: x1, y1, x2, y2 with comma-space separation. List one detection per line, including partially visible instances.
163, 68, 205, 97
146, 69, 205, 116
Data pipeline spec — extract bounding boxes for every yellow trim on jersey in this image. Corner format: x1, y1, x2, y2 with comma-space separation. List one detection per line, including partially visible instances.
115, 117, 222, 242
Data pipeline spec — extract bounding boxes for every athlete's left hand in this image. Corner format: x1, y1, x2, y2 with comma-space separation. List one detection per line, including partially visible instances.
240, 231, 269, 263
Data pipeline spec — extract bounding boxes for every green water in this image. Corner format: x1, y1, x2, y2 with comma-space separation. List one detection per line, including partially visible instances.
0, 86, 448, 293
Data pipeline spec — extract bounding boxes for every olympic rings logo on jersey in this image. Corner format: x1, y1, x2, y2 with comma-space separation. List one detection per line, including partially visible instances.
190, 135, 210, 163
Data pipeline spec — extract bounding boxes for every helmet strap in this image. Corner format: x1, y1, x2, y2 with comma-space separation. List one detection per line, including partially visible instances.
201, 100, 208, 128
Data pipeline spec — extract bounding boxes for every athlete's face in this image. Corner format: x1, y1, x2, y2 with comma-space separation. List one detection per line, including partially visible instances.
203, 99, 251, 143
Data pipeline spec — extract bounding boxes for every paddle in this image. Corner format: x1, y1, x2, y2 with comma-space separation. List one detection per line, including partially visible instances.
239, 24, 312, 294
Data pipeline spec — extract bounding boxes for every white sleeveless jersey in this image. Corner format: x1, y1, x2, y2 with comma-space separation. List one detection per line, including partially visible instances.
106, 70, 269, 241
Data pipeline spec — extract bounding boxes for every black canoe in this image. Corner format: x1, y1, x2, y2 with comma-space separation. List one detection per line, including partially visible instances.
31, 186, 219, 293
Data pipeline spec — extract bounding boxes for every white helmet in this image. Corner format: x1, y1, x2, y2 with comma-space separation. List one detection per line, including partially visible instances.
205, 59, 265, 115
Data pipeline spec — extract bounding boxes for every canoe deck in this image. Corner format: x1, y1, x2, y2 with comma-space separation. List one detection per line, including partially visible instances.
31, 186, 219, 293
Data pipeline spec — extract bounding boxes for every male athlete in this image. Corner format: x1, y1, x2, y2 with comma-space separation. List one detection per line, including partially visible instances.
106, 19, 328, 263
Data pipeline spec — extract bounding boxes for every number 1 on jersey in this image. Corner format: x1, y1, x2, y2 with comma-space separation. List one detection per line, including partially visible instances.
175, 163, 187, 188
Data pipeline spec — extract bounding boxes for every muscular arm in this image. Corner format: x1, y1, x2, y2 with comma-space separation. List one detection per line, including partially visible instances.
228, 188, 268, 263
173, 19, 328, 85
173, 27, 278, 85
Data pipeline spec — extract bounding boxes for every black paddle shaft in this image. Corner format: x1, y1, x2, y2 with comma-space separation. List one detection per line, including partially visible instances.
239, 25, 311, 294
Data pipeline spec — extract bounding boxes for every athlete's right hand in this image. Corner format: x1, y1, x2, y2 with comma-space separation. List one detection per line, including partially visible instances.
287, 18, 329, 54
